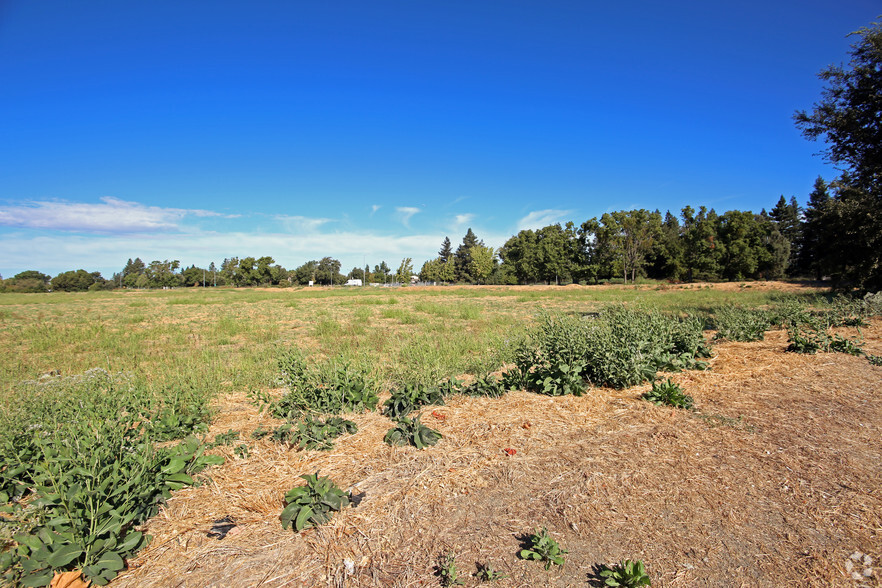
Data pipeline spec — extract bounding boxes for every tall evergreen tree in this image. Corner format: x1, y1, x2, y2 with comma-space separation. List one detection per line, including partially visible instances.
795, 20, 882, 289
797, 177, 832, 280
438, 237, 452, 263
769, 195, 802, 274
454, 228, 482, 282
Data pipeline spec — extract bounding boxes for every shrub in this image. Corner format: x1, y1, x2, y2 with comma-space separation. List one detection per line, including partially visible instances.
786, 320, 863, 356
458, 373, 508, 398
280, 472, 350, 532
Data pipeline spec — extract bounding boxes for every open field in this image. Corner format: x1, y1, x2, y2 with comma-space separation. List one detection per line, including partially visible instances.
1, 282, 880, 587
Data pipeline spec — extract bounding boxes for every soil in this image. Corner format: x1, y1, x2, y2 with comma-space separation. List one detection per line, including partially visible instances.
112, 322, 882, 588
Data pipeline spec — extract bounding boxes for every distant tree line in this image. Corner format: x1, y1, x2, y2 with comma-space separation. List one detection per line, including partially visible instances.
0, 178, 871, 294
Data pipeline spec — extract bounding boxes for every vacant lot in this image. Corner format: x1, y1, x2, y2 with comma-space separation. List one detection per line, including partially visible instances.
1, 283, 879, 587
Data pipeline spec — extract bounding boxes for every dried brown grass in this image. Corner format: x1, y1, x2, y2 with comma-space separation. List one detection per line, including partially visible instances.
112, 321, 882, 588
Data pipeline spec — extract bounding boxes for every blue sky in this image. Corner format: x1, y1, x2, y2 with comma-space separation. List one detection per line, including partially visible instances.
1, 1, 878, 278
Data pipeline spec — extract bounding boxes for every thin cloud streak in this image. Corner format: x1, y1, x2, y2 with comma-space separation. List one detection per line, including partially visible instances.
395, 206, 421, 228
0, 229, 443, 278
0, 197, 235, 234
516, 209, 573, 231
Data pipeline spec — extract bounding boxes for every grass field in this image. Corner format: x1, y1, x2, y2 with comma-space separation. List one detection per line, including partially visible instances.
0, 281, 820, 395
2, 282, 880, 587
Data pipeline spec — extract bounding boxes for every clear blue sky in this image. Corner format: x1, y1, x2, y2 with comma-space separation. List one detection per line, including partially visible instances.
1, 1, 878, 278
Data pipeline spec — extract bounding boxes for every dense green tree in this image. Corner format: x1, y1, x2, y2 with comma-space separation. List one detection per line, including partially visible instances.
681, 206, 721, 282
797, 177, 833, 280
180, 265, 206, 287
373, 261, 391, 283
454, 228, 482, 283
220, 257, 238, 285
596, 210, 661, 283
715, 211, 783, 280
314, 257, 342, 285
498, 229, 539, 284
146, 260, 181, 288
646, 211, 685, 280
468, 245, 497, 284
395, 258, 414, 284
292, 260, 318, 285
50, 270, 98, 292
121, 258, 146, 288
769, 195, 802, 273
795, 20, 882, 289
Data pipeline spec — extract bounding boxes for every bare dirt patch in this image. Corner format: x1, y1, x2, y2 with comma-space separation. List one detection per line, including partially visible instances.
113, 323, 881, 588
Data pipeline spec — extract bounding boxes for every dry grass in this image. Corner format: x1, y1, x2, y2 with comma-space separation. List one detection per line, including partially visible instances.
112, 320, 882, 588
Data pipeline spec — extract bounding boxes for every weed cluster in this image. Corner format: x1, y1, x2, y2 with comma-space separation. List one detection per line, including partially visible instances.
253, 416, 357, 451
712, 305, 770, 342
0, 369, 219, 586
642, 379, 694, 409
274, 349, 379, 418
510, 307, 710, 392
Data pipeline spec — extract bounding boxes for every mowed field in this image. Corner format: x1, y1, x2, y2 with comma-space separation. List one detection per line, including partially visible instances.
1, 283, 880, 587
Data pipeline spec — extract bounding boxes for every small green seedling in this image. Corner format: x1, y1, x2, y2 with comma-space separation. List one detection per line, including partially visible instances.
519, 527, 567, 570
280, 472, 350, 532
437, 552, 465, 586
599, 559, 651, 586
642, 379, 693, 409
475, 562, 508, 582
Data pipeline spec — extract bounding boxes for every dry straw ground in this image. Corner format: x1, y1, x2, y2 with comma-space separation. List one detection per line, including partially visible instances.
112, 319, 882, 587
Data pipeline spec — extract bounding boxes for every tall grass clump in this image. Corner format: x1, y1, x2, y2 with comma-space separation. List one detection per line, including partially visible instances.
273, 348, 379, 418
509, 306, 710, 393
711, 305, 771, 342
0, 369, 219, 586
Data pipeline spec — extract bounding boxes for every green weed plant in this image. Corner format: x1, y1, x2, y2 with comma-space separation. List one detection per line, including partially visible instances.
519, 527, 567, 570
599, 559, 651, 587
280, 472, 350, 532
383, 415, 442, 449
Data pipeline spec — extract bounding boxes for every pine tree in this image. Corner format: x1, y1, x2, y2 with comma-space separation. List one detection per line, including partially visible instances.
454, 228, 482, 282
769, 195, 802, 274
439, 237, 452, 263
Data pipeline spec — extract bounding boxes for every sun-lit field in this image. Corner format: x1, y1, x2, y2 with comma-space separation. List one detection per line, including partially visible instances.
2, 283, 881, 587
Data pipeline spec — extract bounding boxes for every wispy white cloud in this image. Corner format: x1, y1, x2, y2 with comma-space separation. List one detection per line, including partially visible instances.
274, 215, 334, 233
448, 213, 475, 233
371, 204, 381, 215
516, 209, 573, 232
395, 206, 421, 228
0, 197, 235, 234
0, 229, 443, 277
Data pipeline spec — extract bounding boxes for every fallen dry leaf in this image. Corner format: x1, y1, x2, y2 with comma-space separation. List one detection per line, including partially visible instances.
50, 570, 90, 588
